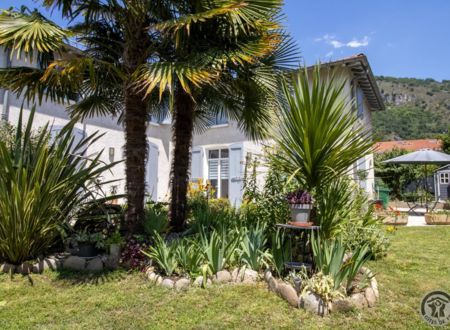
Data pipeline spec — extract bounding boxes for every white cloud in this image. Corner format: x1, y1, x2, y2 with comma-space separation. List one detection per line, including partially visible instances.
325, 51, 334, 58
315, 34, 370, 49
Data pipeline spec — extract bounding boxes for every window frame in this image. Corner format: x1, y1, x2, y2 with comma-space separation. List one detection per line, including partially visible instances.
207, 147, 230, 199
440, 172, 450, 184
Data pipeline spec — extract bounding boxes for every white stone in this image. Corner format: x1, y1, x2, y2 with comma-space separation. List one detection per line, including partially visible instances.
213, 270, 232, 283
86, 257, 103, 272
370, 277, 379, 299
299, 291, 330, 316
147, 272, 157, 282
44, 257, 62, 271
194, 276, 211, 287
0, 263, 15, 274
63, 256, 86, 271
277, 283, 298, 307
268, 277, 278, 292
349, 292, 368, 309
155, 275, 163, 285
331, 297, 354, 313
242, 269, 258, 283
15, 262, 33, 274
161, 278, 174, 289
364, 287, 377, 307
264, 270, 273, 282
175, 278, 190, 290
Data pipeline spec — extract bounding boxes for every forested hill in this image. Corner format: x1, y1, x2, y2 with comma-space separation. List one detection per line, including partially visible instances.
372, 76, 450, 141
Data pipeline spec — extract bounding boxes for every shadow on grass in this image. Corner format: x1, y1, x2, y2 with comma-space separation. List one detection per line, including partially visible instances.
52, 268, 127, 286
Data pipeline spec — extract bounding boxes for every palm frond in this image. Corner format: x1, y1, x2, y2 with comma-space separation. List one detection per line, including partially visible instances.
0, 9, 70, 61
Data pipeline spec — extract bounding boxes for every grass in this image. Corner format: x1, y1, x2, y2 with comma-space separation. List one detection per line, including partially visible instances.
0, 227, 449, 329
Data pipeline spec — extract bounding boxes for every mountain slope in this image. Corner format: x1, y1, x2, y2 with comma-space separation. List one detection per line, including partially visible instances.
373, 77, 450, 141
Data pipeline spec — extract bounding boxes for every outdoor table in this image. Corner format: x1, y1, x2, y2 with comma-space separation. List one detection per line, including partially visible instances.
275, 223, 320, 273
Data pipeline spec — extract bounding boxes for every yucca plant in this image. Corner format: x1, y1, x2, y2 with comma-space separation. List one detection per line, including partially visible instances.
199, 228, 239, 274
238, 223, 272, 271
142, 233, 178, 276
273, 66, 373, 194
310, 233, 371, 293
0, 107, 116, 264
270, 228, 291, 277
175, 238, 203, 278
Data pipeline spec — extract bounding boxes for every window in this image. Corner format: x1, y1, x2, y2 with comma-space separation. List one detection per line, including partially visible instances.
212, 112, 228, 126
208, 148, 229, 198
356, 87, 365, 118
440, 172, 449, 184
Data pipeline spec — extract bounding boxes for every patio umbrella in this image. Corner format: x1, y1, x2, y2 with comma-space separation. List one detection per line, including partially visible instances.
383, 149, 450, 211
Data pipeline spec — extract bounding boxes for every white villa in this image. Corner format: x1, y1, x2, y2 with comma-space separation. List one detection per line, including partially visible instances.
0, 49, 384, 205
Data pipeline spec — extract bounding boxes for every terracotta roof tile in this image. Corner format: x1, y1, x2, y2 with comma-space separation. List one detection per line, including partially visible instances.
374, 139, 442, 153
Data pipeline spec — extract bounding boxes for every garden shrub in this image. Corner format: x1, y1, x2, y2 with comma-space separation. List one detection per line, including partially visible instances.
143, 201, 169, 238
0, 108, 115, 264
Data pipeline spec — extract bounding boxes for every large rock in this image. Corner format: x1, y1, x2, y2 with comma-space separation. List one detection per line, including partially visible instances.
161, 278, 174, 289
264, 270, 273, 282
231, 268, 258, 283
194, 276, 212, 287
277, 283, 298, 307
213, 270, 232, 283
63, 256, 86, 271
0, 263, 16, 274
370, 277, 379, 299
147, 272, 157, 282
86, 257, 104, 272
364, 287, 377, 307
155, 275, 163, 285
349, 292, 368, 309
15, 262, 33, 274
299, 291, 330, 316
175, 278, 190, 291
331, 297, 354, 313
44, 257, 63, 271
268, 277, 279, 292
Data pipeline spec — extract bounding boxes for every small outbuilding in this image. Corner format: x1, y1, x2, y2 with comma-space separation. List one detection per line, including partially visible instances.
435, 165, 450, 201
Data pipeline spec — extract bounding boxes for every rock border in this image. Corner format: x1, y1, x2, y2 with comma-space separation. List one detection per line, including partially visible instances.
263, 267, 379, 316
145, 267, 260, 290
0, 252, 120, 275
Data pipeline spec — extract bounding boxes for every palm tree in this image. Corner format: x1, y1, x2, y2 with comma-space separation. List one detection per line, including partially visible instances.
0, 2, 173, 233
133, 0, 298, 231
0, 1, 298, 233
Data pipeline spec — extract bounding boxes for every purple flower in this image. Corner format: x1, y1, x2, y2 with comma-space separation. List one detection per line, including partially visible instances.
285, 190, 312, 204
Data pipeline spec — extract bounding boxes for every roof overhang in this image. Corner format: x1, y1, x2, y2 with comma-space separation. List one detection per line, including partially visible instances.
307, 54, 385, 112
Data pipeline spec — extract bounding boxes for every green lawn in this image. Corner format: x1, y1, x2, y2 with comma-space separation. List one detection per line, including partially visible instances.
0, 227, 449, 329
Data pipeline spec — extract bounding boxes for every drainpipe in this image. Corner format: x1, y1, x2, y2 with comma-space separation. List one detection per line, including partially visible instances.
1, 47, 11, 121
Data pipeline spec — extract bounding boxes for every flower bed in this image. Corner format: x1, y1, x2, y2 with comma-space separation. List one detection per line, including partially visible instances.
425, 213, 450, 225
264, 267, 379, 316
376, 208, 408, 226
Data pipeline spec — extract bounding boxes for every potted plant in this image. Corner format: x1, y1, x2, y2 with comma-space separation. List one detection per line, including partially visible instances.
286, 190, 313, 223
73, 231, 105, 257
106, 231, 123, 258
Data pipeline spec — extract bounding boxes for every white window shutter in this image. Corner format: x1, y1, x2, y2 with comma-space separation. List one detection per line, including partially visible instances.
146, 143, 159, 201
191, 147, 203, 181
229, 143, 244, 207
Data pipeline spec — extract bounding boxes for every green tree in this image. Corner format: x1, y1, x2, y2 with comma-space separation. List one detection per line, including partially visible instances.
439, 127, 450, 154
374, 149, 422, 199
134, 1, 297, 231
0, 1, 297, 232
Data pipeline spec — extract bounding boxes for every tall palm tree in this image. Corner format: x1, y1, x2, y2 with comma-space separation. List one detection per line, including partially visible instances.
134, 0, 298, 231
0, 1, 298, 233
0, 2, 173, 233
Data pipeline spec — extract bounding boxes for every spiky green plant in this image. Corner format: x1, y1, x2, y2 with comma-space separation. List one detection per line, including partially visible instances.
175, 238, 203, 278
0, 107, 116, 264
238, 223, 272, 271
142, 233, 178, 276
310, 233, 371, 293
273, 66, 373, 193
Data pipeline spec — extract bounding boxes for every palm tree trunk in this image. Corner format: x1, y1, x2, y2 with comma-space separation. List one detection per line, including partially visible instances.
122, 19, 149, 234
169, 87, 195, 232
124, 87, 147, 233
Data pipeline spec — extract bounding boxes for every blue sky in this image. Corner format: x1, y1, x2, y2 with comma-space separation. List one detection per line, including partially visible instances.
3, 0, 450, 80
